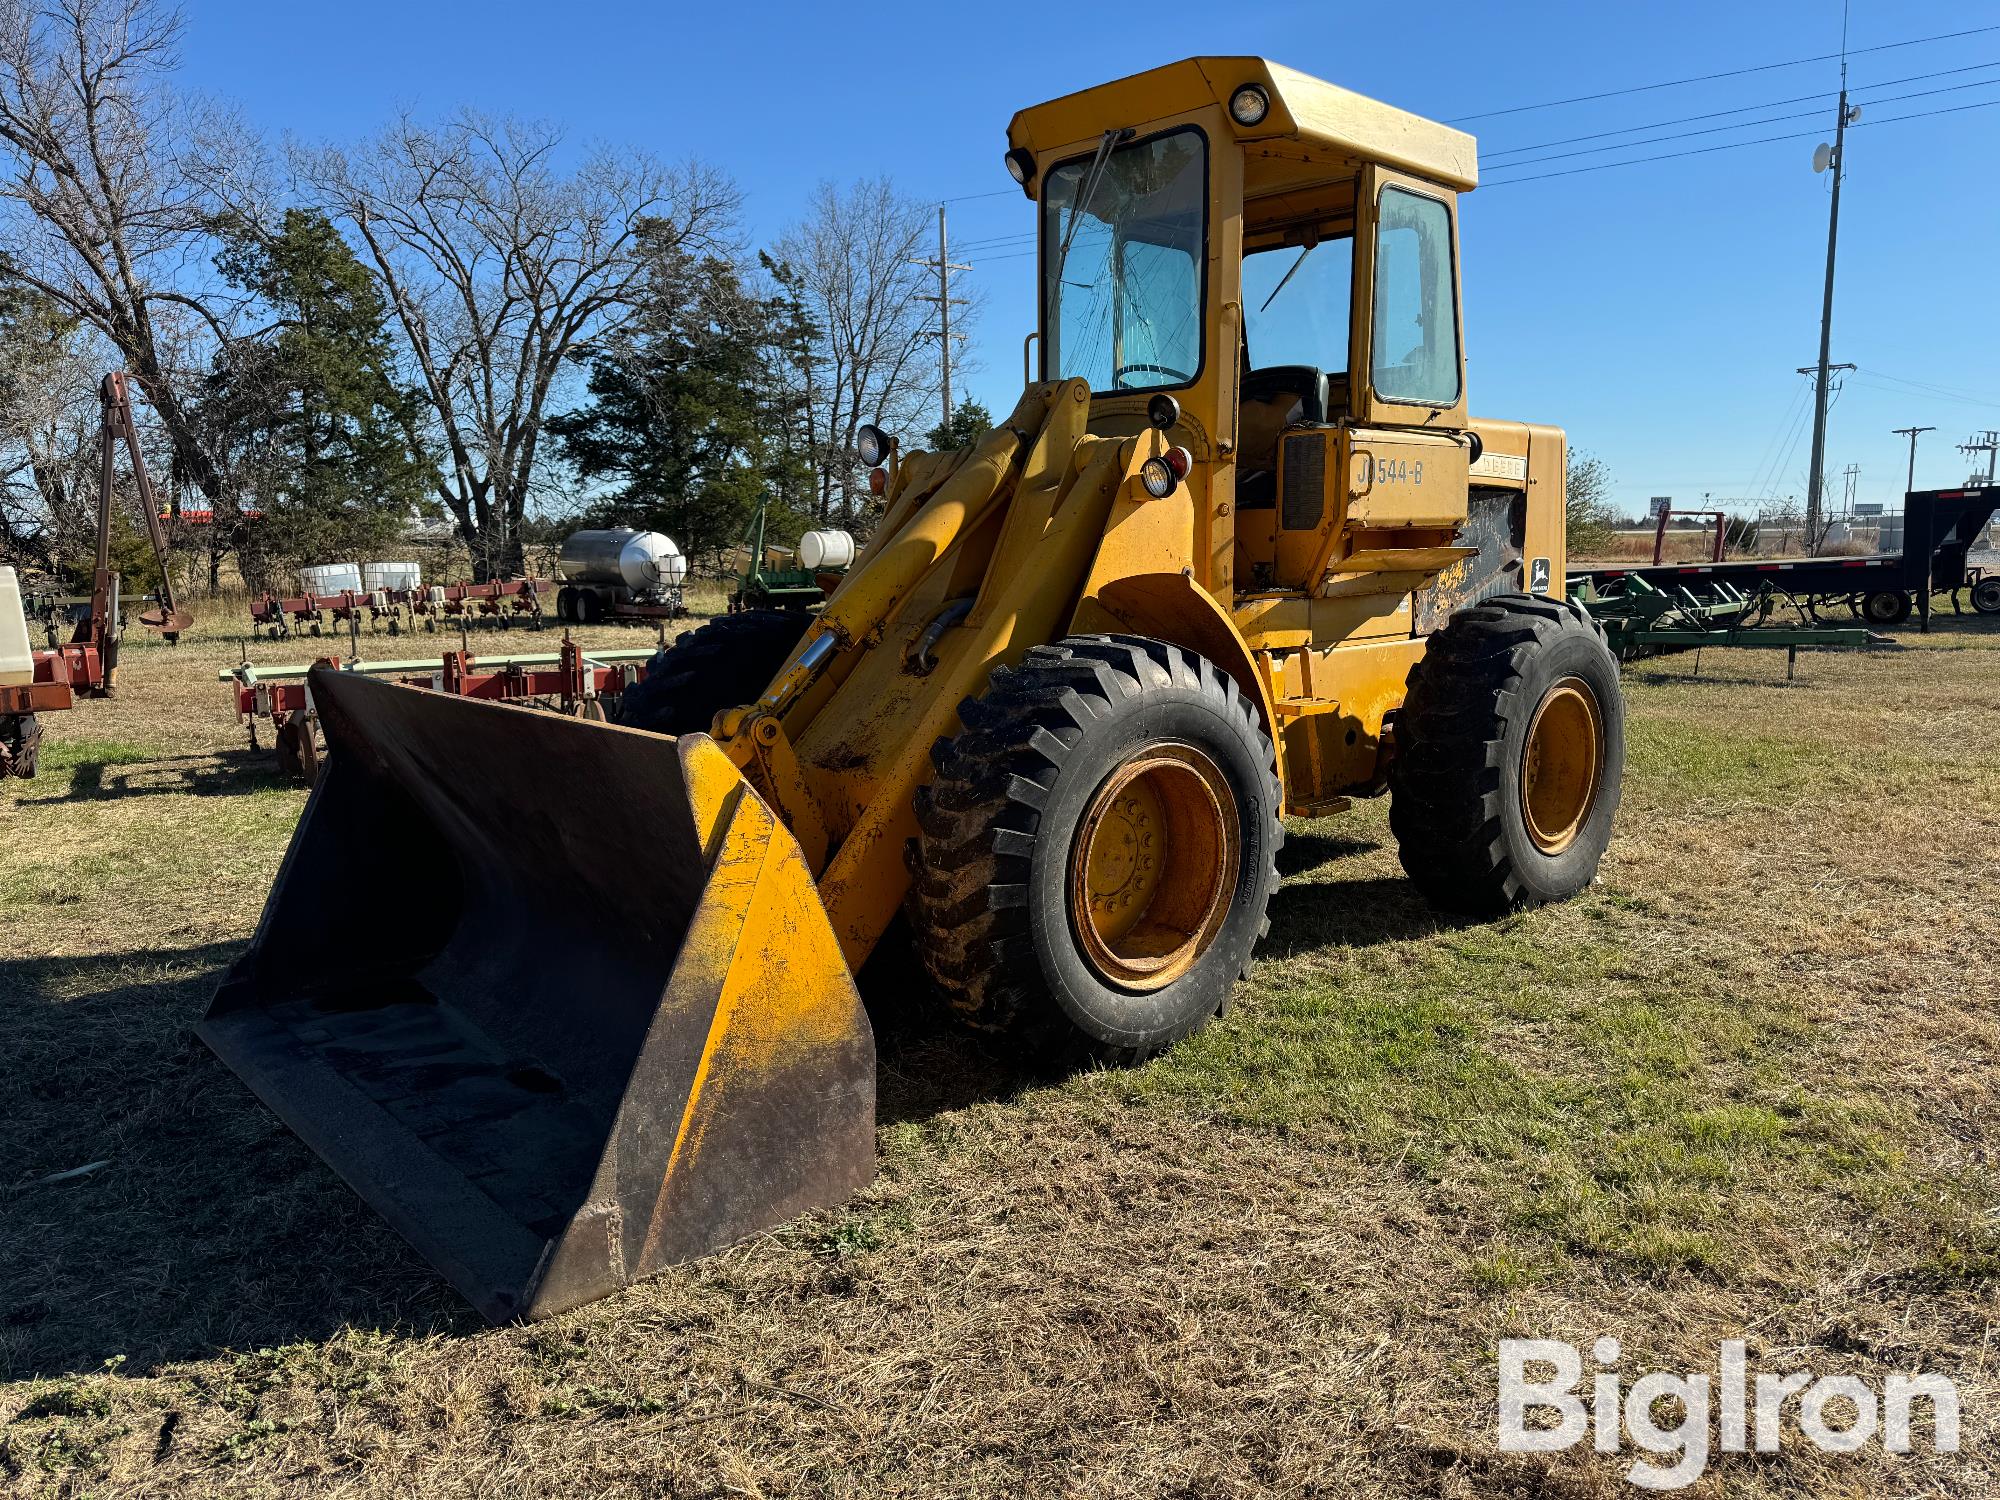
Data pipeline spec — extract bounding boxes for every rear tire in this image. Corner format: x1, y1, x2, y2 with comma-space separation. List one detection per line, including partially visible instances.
1971, 577, 2000, 615
1390, 594, 1623, 915
1863, 589, 1912, 626
906, 635, 1281, 1062
615, 609, 812, 735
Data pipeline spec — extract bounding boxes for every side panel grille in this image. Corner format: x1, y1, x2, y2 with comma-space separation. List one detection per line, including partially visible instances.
1280, 433, 1325, 532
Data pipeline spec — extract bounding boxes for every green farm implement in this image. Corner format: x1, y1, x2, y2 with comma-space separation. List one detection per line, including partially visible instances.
1568, 574, 1878, 674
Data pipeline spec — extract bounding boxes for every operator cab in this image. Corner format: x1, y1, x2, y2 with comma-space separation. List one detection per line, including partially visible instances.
1010, 59, 1477, 600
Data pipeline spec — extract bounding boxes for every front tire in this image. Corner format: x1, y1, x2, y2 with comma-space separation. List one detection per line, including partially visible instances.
907, 635, 1282, 1061
1390, 594, 1623, 915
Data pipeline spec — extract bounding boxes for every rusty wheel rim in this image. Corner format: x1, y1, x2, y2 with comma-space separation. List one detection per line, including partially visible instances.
1069, 743, 1239, 991
1520, 676, 1604, 855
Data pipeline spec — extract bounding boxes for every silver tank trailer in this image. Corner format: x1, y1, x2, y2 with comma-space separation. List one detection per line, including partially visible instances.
557, 529, 686, 598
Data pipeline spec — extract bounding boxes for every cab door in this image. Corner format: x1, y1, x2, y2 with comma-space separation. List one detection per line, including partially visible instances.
1350, 167, 1467, 434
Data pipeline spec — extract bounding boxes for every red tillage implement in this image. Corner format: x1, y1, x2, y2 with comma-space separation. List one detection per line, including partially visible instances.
225, 637, 655, 781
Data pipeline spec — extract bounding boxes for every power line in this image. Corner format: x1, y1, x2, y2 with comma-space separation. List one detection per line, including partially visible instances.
1478, 59, 2000, 161
948, 231, 1035, 253
1747, 377, 1811, 499
926, 27, 2000, 214
1851, 368, 2000, 408
1480, 96, 2000, 187
1447, 22, 2000, 123
1480, 73, 2000, 171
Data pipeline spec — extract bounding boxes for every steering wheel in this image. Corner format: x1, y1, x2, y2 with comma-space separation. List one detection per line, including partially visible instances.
1113, 362, 1193, 388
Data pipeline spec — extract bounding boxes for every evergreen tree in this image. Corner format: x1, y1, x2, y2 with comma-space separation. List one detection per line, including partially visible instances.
926, 398, 993, 453
550, 226, 813, 563
204, 209, 434, 573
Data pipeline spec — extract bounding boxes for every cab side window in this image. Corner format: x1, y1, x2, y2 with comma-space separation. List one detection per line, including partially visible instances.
1372, 188, 1459, 406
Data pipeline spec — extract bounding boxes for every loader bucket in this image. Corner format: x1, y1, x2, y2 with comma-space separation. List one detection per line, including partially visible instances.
199, 668, 875, 1322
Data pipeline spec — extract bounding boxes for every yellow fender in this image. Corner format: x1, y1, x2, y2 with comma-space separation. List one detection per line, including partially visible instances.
1073, 569, 1281, 770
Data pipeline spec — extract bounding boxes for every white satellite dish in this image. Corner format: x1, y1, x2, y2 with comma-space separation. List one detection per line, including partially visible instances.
1846, 104, 1863, 124
1812, 142, 1833, 173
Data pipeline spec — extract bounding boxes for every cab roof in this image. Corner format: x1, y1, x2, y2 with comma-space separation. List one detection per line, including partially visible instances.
1007, 57, 1478, 195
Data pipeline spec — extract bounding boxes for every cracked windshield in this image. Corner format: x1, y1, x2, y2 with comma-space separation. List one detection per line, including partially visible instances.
1042, 130, 1205, 392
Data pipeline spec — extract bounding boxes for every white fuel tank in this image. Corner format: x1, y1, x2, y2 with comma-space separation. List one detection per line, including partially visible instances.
558, 529, 688, 593
797, 529, 856, 571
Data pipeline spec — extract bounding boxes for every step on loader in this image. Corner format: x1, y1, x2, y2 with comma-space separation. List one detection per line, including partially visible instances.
203, 58, 1626, 1321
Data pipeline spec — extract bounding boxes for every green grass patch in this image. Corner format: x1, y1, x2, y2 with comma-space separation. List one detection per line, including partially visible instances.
0, 852, 128, 910
1117, 899, 1920, 1279
1623, 718, 1845, 802
29, 738, 157, 773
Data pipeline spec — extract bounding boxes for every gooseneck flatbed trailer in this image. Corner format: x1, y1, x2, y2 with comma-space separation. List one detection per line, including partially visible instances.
1569, 488, 1999, 633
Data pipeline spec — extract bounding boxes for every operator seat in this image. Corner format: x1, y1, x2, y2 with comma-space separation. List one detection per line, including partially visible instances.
1237, 365, 1330, 508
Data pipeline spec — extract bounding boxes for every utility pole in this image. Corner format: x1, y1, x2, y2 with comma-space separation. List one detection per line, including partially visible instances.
912, 205, 970, 436
1804, 48, 1861, 556
1796, 362, 1854, 548
1892, 425, 1934, 495
1961, 430, 2000, 486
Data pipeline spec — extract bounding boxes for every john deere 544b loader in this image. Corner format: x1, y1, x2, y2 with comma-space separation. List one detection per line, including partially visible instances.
202, 58, 1624, 1321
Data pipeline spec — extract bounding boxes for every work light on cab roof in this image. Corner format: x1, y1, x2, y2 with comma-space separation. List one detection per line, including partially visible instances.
1228, 82, 1269, 125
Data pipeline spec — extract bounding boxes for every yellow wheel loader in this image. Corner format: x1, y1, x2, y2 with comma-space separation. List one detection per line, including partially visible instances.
202, 58, 1624, 1321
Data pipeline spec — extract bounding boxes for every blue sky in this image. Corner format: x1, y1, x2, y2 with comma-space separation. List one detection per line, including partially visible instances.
178, 0, 2000, 514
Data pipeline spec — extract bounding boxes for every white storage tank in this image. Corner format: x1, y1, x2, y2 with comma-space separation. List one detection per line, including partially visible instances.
797, 530, 856, 571
300, 563, 363, 597
557, 529, 687, 593
362, 561, 423, 592
0, 566, 33, 688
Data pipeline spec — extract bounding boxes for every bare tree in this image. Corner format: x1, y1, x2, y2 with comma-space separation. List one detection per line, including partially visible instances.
0, 286, 99, 569
300, 115, 737, 577
0, 0, 255, 509
771, 179, 943, 526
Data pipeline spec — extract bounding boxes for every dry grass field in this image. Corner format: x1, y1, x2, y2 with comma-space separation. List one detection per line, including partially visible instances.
1, 597, 1996, 1497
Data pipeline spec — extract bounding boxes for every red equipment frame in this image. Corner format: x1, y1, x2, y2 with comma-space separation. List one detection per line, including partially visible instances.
1651, 504, 1730, 566
231, 637, 647, 780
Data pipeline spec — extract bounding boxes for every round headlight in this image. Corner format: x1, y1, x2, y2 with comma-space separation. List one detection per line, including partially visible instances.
1005, 147, 1035, 187
1140, 456, 1177, 499
856, 423, 890, 467
1229, 83, 1271, 127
